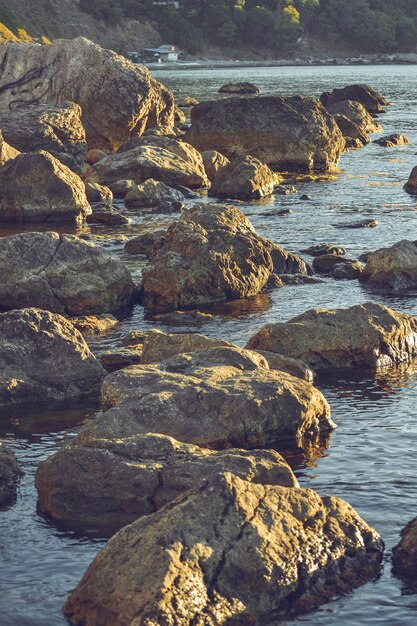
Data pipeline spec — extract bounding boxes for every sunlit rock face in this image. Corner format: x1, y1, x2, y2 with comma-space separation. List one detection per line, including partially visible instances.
320, 83, 389, 115
361, 240, 417, 292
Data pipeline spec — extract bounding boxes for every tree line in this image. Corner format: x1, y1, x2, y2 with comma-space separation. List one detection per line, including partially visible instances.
79, 0, 417, 55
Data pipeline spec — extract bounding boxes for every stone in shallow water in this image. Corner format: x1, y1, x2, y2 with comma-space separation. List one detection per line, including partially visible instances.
392, 517, 417, 579
361, 240, 417, 291
0, 443, 22, 507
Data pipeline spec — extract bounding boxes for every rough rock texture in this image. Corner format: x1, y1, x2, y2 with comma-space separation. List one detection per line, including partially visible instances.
0, 37, 174, 151
185, 96, 345, 172
36, 433, 297, 535
0, 443, 22, 507
0, 130, 19, 166
302, 243, 346, 257
75, 346, 333, 451
85, 183, 113, 203
64, 473, 383, 625
373, 133, 410, 147
321, 84, 389, 115
88, 136, 208, 188
109, 179, 136, 199
210, 156, 275, 200
139, 329, 232, 364
0, 232, 136, 315
178, 97, 199, 107
404, 166, 417, 194
86, 149, 107, 165
0, 151, 91, 223
87, 204, 130, 225
326, 99, 381, 134
0, 308, 104, 410
70, 315, 118, 336
360, 240, 417, 291
0, 102, 87, 171
142, 204, 310, 312
313, 254, 355, 273
331, 115, 369, 148
218, 81, 260, 94
392, 517, 417, 579
125, 178, 184, 208
254, 350, 314, 382
124, 229, 167, 257
246, 302, 417, 371
201, 149, 230, 181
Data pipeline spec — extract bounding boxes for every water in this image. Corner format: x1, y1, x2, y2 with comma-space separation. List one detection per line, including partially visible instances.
1, 64, 417, 625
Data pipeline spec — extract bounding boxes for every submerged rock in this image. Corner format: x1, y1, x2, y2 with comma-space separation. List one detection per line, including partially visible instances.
218, 81, 260, 94
0, 443, 22, 507
373, 133, 410, 147
64, 473, 383, 625
360, 240, 417, 291
0, 308, 104, 410
209, 156, 275, 200
404, 166, 417, 194
36, 433, 297, 535
246, 302, 417, 371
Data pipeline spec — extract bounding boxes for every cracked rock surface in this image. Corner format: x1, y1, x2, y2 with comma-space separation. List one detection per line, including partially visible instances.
35, 432, 297, 536
246, 302, 417, 371
0, 443, 22, 507
64, 473, 383, 625
75, 346, 334, 451
360, 240, 417, 292
0, 231, 136, 315
0, 308, 105, 410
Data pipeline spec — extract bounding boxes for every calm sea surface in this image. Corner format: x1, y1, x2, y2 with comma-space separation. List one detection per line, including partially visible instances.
1, 64, 417, 625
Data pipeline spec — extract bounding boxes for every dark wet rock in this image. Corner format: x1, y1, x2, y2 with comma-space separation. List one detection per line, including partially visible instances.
373, 133, 410, 147
279, 274, 323, 285
332, 260, 364, 279
209, 156, 275, 200
219, 81, 260, 94
0, 443, 22, 507
86, 204, 130, 225
246, 302, 417, 371
0, 151, 91, 224
108, 179, 136, 199
360, 240, 417, 291
392, 517, 417, 579
150, 200, 184, 214
141, 203, 310, 312
0, 231, 136, 315
336, 219, 379, 229
140, 329, 231, 364
275, 184, 297, 194
313, 254, 351, 273
124, 178, 184, 208
0, 130, 20, 167
185, 96, 345, 172
300, 194, 312, 200
86, 149, 108, 165
302, 243, 346, 256
124, 229, 167, 257
75, 345, 334, 450
262, 208, 293, 216
321, 84, 389, 115
0, 308, 105, 410
70, 315, 118, 336
404, 166, 417, 195
36, 433, 296, 536
0, 37, 174, 152
64, 472, 383, 625
85, 183, 113, 203
0, 102, 87, 171
201, 149, 230, 181
101, 348, 143, 372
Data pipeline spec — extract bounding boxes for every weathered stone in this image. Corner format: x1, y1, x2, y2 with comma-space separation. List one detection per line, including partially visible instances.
125, 178, 184, 208
85, 183, 113, 203
85, 149, 107, 165
392, 517, 417, 579
313, 254, 354, 273
246, 302, 417, 371
86, 204, 130, 225
141, 204, 310, 312
0, 130, 19, 166
321, 84, 388, 115
301, 243, 346, 256
0, 308, 104, 410
218, 81, 260, 94
101, 348, 143, 372
124, 229, 167, 257
178, 97, 199, 107
0, 443, 22, 507
373, 133, 410, 147
404, 166, 417, 194
0, 232, 136, 315
332, 114, 369, 147
201, 149, 230, 181
75, 346, 333, 451
108, 179, 136, 198
0, 37, 174, 151
0, 102, 87, 171
36, 433, 297, 535
210, 156, 275, 200
332, 260, 364, 279
174, 106, 187, 124
338, 219, 379, 229
64, 473, 383, 625
326, 99, 381, 134
140, 329, 232, 363
185, 96, 344, 172
0, 151, 91, 224
70, 315, 118, 336
253, 350, 314, 382
361, 240, 417, 291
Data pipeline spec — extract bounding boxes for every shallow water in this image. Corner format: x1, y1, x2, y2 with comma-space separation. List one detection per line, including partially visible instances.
1, 64, 417, 625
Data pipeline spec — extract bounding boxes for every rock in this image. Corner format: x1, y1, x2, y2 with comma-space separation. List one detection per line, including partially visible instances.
301, 243, 346, 256
0, 308, 104, 410
174, 106, 186, 124
151, 201, 184, 214
101, 348, 143, 372
140, 329, 232, 363
373, 133, 410, 147
404, 166, 417, 194
88, 136, 208, 188
392, 517, 417, 579
0, 443, 22, 507
332, 260, 364, 279
0, 151, 91, 224
70, 315, 118, 336
275, 184, 297, 194
360, 240, 417, 291
278, 274, 323, 286
124, 229, 167, 257
108, 179, 136, 199
262, 208, 293, 216
86, 204, 130, 225
141, 204, 310, 312
218, 81, 260, 94
300, 194, 312, 200
125, 178, 184, 208
0, 130, 19, 166
85, 183, 113, 203
201, 149, 230, 181
337, 219, 379, 229
312, 254, 351, 273
0, 102, 87, 171
332, 115, 369, 147
86, 149, 108, 165
326, 99, 381, 133
0, 232, 137, 315
253, 350, 314, 382
178, 97, 199, 107
185, 96, 345, 172
64, 473, 383, 625
246, 302, 417, 371
210, 156, 275, 200
321, 84, 389, 115
0, 37, 174, 151
36, 433, 297, 535
151, 310, 214, 326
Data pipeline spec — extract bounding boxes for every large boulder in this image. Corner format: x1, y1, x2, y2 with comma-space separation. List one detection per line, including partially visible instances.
246, 302, 417, 371
0, 37, 174, 151
142, 204, 310, 312
185, 96, 345, 172
373, 133, 410, 147
392, 517, 417, 579
75, 346, 334, 451
36, 433, 297, 535
139, 329, 232, 363
201, 149, 230, 180
64, 473, 383, 625
0, 102, 87, 171
360, 240, 417, 291
320, 84, 389, 115
87, 136, 208, 188
404, 166, 417, 194
0, 308, 105, 410
124, 178, 184, 209
218, 81, 260, 94
210, 156, 276, 200
0, 232, 136, 315
0, 151, 91, 224
0, 443, 22, 507
0, 130, 19, 166
325, 99, 381, 134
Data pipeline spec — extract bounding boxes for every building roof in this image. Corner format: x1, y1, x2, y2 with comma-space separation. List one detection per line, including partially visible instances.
144, 45, 179, 54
